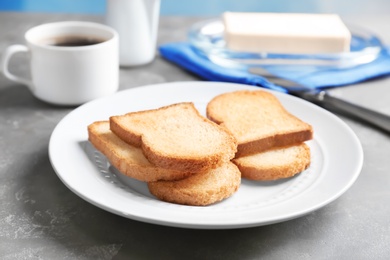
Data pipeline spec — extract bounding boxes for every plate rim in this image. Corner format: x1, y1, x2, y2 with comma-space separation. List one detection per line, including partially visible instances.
49, 81, 363, 229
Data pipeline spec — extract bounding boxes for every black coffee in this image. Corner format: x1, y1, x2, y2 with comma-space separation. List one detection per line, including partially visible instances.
41, 36, 105, 47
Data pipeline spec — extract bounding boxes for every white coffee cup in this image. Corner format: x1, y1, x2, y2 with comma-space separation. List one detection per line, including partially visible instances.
106, 0, 160, 66
1, 21, 119, 106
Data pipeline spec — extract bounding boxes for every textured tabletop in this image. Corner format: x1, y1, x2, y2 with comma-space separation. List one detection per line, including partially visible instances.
0, 12, 390, 259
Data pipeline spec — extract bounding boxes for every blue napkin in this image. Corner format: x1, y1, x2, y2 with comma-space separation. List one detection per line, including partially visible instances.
159, 42, 390, 92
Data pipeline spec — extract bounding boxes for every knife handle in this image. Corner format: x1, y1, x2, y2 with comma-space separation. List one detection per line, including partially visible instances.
303, 90, 390, 133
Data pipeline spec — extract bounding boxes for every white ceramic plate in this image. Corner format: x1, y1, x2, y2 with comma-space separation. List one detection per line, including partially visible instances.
49, 81, 363, 229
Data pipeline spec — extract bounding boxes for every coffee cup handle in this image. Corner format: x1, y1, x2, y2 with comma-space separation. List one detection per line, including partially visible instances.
1, 44, 33, 90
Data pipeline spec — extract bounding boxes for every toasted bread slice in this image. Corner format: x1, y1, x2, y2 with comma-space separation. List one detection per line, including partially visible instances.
88, 121, 196, 182
110, 103, 237, 173
206, 90, 313, 157
148, 162, 241, 206
233, 143, 311, 181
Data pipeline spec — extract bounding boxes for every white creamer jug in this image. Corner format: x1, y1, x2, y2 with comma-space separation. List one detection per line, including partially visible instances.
106, 0, 160, 66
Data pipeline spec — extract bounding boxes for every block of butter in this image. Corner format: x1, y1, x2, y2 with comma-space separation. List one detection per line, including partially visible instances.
223, 12, 351, 54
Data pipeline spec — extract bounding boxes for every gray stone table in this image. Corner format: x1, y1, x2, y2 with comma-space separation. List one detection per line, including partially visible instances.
1, 12, 390, 259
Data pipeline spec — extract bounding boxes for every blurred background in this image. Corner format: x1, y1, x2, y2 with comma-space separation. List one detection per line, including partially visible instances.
0, 0, 389, 16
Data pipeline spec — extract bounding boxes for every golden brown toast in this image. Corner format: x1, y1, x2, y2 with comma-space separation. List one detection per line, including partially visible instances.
110, 102, 237, 173
206, 90, 313, 157
148, 162, 241, 206
233, 143, 311, 181
87, 90, 313, 206
88, 121, 196, 182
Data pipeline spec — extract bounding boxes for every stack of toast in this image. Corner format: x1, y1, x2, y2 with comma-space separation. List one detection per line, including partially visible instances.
87, 90, 313, 206
207, 90, 313, 181
88, 102, 240, 206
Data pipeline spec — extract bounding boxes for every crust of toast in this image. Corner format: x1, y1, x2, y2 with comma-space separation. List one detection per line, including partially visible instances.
110, 102, 237, 173
88, 121, 196, 182
206, 90, 313, 157
233, 143, 311, 181
148, 162, 241, 206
